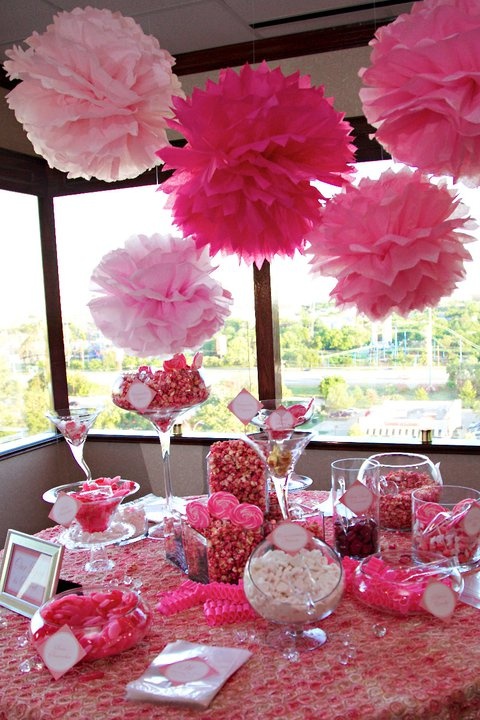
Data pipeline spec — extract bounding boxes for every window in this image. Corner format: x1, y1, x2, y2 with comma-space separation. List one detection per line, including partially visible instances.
53, 186, 257, 436
0, 189, 52, 448
2, 141, 480, 450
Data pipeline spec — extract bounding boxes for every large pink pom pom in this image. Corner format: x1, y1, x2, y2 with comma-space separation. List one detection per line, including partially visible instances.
156, 61, 355, 267
307, 168, 476, 320
360, 0, 480, 184
88, 233, 232, 356
4, 7, 183, 182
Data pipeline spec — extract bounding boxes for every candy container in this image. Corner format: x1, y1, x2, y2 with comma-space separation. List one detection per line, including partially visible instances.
207, 439, 267, 512
331, 458, 380, 559
182, 493, 264, 584
243, 523, 344, 658
412, 484, 480, 572
369, 452, 441, 531
30, 586, 151, 662
352, 549, 463, 618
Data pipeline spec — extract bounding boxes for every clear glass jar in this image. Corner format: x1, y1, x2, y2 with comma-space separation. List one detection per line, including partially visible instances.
30, 585, 151, 661
368, 452, 441, 531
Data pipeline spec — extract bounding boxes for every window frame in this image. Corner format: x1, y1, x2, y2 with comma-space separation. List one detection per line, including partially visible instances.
1, 18, 479, 457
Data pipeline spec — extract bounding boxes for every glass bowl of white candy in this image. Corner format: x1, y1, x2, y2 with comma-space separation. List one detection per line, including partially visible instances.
243, 522, 344, 657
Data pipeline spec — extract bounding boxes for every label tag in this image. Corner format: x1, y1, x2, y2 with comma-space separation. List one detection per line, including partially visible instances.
340, 480, 374, 515
159, 657, 219, 686
37, 625, 87, 679
48, 493, 80, 527
127, 380, 155, 411
462, 504, 480, 537
271, 522, 310, 554
227, 389, 263, 425
421, 581, 457, 620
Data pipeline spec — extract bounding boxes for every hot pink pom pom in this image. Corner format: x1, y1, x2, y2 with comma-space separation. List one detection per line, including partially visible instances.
89, 233, 232, 356
156, 61, 355, 267
308, 167, 476, 320
4, 7, 184, 181
360, 0, 480, 183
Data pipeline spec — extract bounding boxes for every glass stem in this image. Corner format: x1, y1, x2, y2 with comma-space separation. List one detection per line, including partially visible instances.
68, 442, 92, 482
272, 475, 291, 520
157, 429, 174, 511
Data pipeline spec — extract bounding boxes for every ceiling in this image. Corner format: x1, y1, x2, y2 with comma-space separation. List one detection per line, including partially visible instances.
1, 0, 413, 80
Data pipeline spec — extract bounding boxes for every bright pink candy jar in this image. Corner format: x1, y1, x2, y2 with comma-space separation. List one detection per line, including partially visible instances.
30, 586, 151, 661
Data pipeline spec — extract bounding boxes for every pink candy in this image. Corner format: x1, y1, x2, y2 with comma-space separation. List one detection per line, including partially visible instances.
112, 355, 209, 420
31, 588, 151, 661
69, 477, 135, 533
208, 439, 267, 511
413, 499, 480, 565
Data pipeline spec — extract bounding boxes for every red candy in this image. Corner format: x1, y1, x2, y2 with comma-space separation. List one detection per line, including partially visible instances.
30, 588, 151, 661
207, 491, 239, 519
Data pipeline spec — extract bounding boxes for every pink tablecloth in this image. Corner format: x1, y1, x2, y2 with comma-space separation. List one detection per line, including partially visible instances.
1, 494, 480, 720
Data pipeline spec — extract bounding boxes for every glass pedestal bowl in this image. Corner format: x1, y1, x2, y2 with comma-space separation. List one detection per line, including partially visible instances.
243, 524, 344, 661
53, 478, 140, 572
30, 585, 151, 663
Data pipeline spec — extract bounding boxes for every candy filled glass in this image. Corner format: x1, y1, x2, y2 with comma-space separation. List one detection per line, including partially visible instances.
243, 526, 344, 661
412, 484, 480, 572
331, 458, 380, 559
246, 430, 313, 520
46, 407, 100, 482
56, 478, 139, 573
112, 365, 210, 514
368, 452, 441, 531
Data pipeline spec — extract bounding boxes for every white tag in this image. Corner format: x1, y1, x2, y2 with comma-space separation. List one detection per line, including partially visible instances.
127, 381, 155, 411
48, 493, 80, 527
421, 581, 457, 620
340, 480, 374, 515
227, 389, 263, 425
38, 625, 87, 679
271, 522, 309, 554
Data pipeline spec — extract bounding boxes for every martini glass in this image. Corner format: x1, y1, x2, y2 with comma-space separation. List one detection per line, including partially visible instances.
246, 429, 314, 520
46, 407, 100, 482
250, 398, 315, 493
112, 367, 210, 516
57, 479, 139, 573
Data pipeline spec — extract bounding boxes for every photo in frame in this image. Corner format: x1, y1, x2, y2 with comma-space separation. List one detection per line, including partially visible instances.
0, 530, 64, 618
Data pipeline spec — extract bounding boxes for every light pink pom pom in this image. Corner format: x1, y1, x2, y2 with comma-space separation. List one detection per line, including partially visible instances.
156, 61, 355, 267
308, 167, 476, 320
89, 233, 232, 356
4, 7, 184, 181
360, 0, 480, 183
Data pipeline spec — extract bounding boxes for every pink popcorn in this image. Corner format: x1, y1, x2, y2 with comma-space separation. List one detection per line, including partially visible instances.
112, 354, 209, 427
207, 439, 267, 511
380, 470, 437, 531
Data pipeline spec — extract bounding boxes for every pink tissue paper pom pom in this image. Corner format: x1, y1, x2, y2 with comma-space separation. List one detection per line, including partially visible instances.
156, 61, 355, 267
88, 233, 233, 356
3, 6, 184, 182
307, 167, 476, 321
359, 0, 480, 184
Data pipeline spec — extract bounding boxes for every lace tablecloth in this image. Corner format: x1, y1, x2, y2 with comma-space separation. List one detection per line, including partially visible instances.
1, 492, 480, 720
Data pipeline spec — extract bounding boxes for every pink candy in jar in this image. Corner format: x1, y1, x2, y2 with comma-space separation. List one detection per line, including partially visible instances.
69, 477, 138, 533
111, 353, 209, 414
412, 484, 480, 571
369, 453, 441, 531
30, 586, 151, 662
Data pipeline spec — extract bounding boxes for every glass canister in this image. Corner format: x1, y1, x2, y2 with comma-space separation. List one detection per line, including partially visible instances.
30, 585, 151, 662
331, 458, 380, 559
369, 452, 441, 532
